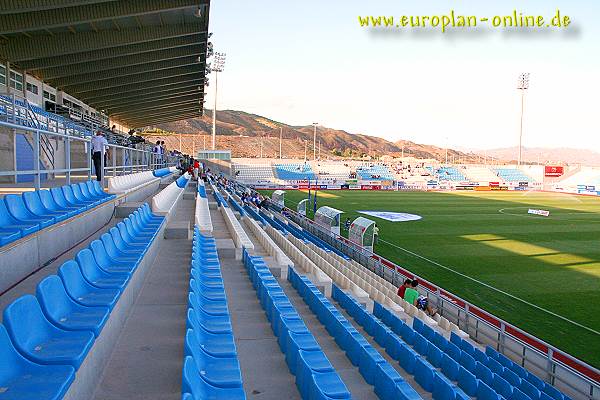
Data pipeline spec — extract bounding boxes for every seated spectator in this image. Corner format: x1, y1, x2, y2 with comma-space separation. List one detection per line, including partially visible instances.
404, 280, 437, 316
397, 279, 412, 298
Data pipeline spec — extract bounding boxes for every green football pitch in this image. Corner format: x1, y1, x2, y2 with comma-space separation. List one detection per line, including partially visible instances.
260, 189, 600, 368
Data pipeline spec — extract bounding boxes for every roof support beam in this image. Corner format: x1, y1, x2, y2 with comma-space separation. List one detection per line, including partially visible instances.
52, 55, 202, 88
64, 65, 204, 95
84, 79, 204, 106
0, 1, 117, 15
38, 45, 205, 80
102, 89, 202, 110
19, 34, 205, 70
125, 113, 203, 128
119, 106, 203, 121
0, 0, 208, 34
108, 97, 202, 117
112, 102, 203, 119
0, 24, 206, 61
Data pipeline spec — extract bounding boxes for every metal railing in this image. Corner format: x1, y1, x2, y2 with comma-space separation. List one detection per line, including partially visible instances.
0, 120, 178, 190
282, 207, 599, 400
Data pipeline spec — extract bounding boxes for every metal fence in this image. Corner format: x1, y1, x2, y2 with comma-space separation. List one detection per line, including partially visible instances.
0, 120, 178, 190
282, 208, 599, 400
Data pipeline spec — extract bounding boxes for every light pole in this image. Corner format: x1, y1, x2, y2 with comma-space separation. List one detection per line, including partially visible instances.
517, 73, 530, 166
279, 127, 283, 159
312, 122, 318, 161
211, 52, 226, 150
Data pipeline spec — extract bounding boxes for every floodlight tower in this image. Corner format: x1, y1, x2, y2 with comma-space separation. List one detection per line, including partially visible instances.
211, 52, 226, 150
517, 73, 530, 166
312, 122, 318, 160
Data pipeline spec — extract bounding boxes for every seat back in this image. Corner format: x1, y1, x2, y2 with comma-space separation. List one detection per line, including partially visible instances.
475, 361, 494, 386
4, 194, 34, 220
520, 380, 541, 400
71, 184, 89, 202
512, 388, 533, 400
101, 233, 124, 259
441, 353, 460, 381
36, 275, 75, 323
76, 249, 102, 281
58, 260, 91, 299
110, 227, 128, 249
460, 350, 477, 372
78, 182, 95, 199
0, 199, 19, 225
22, 191, 48, 216
0, 324, 33, 381
502, 368, 522, 387
3, 295, 55, 352
182, 356, 207, 398
414, 357, 435, 392
38, 189, 61, 212
485, 357, 504, 375
477, 381, 501, 400
492, 373, 513, 399
433, 373, 456, 400
447, 341, 461, 361
414, 332, 429, 356
450, 331, 463, 347
61, 185, 80, 205
90, 240, 113, 268
117, 222, 134, 243
427, 343, 443, 368
457, 366, 478, 397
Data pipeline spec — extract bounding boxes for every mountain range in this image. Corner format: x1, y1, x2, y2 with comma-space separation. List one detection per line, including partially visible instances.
144, 110, 598, 165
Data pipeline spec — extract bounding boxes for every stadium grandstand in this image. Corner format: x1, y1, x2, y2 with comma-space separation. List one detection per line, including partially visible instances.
0, 2, 599, 400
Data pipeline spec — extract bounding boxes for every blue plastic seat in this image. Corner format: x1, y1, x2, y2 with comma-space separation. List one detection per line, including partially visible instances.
22, 191, 67, 222
526, 373, 546, 391
38, 189, 78, 218
117, 222, 150, 246
4, 194, 54, 228
58, 260, 120, 309
0, 198, 39, 239
76, 249, 130, 289
296, 349, 335, 398
477, 381, 501, 400
50, 187, 85, 212
542, 384, 565, 400
184, 329, 242, 388
427, 343, 443, 368
512, 388, 533, 400
109, 227, 147, 254
71, 184, 101, 207
520, 380, 541, 400
62, 185, 93, 209
502, 368, 522, 387
90, 180, 114, 200
447, 342, 462, 362
3, 295, 95, 369
485, 357, 504, 375
475, 361, 494, 386
182, 357, 245, 400
441, 353, 460, 381
433, 373, 457, 400
396, 380, 423, 400
399, 321, 415, 345
100, 232, 141, 261
398, 341, 418, 373
457, 366, 478, 397
0, 325, 76, 400
450, 331, 463, 347
0, 226, 21, 246
459, 338, 476, 357
358, 345, 385, 385
414, 332, 429, 356
89, 240, 136, 274
460, 351, 477, 372
36, 275, 109, 337
310, 370, 352, 400
77, 182, 102, 202
492, 373, 514, 399
374, 361, 404, 400
187, 314, 237, 358
414, 357, 435, 392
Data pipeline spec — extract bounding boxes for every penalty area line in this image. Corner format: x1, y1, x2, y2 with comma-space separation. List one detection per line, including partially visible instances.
379, 238, 600, 336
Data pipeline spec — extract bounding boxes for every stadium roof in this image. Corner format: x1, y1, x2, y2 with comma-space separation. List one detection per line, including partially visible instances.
0, 0, 211, 128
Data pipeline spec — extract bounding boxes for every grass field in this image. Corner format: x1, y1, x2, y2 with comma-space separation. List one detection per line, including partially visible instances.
261, 189, 600, 368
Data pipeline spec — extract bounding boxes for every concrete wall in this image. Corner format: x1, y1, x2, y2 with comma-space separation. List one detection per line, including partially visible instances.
0, 126, 16, 183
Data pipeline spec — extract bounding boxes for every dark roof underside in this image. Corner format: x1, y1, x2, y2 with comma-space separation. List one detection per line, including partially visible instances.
0, 0, 210, 128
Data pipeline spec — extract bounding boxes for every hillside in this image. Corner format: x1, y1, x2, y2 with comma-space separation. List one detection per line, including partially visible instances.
481, 146, 600, 166
146, 110, 483, 161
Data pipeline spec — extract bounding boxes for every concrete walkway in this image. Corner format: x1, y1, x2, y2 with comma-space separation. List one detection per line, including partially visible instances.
92, 196, 195, 400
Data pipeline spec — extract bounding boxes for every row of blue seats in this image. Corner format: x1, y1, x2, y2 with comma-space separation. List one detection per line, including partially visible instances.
242, 249, 351, 400
409, 311, 567, 400
228, 197, 246, 217
338, 287, 567, 400
153, 167, 173, 178
0, 180, 115, 246
198, 184, 207, 198
0, 203, 163, 400
259, 209, 289, 233
334, 286, 474, 400
243, 204, 267, 225
182, 228, 245, 400
176, 174, 190, 188
212, 190, 228, 208
289, 268, 421, 400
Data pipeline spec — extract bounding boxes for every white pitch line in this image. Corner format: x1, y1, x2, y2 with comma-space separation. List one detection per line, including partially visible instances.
379, 238, 600, 336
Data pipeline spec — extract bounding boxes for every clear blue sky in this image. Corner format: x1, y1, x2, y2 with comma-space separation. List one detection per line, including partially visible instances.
206, 0, 600, 151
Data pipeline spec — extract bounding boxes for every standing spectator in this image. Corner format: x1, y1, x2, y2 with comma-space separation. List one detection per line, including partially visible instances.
91, 131, 110, 181
160, 141, 167, 166
373, 224, 379, 245
152, 141, 162, 167
193, 159, 200, 180
344, 217, 351, 232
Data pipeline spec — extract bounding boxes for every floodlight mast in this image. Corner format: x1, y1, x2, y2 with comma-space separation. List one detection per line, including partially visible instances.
211, 52, 226, 150
517, 73, 530, 166
312, 122, 318, 161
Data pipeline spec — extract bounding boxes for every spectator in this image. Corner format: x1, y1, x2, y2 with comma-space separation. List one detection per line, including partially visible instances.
397, 279, 412, 298
404, 280, 437, 316
344, 217, 351, 232
152, 141, 163, 167
161, 141, 167, 166
91, 130, 110, 181
193, 159, 200, 180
